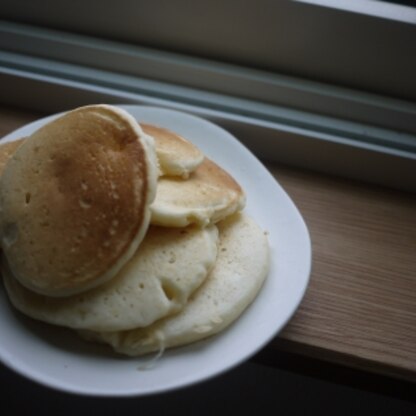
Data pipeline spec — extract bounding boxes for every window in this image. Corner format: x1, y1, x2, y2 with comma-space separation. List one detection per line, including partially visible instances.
0, 0, 415, 190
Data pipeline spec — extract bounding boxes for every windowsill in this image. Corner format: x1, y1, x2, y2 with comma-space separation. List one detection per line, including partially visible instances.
267, 163, 416, 382
0, 105, 415, 383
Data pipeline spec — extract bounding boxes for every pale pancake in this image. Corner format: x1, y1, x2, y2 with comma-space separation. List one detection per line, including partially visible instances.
0, 138, 25, 177
0, 124, 203, 180
151, 158, 245, 227
141, 123, 204, 178
2, 224, 219, 331
0, 105, 158, 297
81, 213, 269, 356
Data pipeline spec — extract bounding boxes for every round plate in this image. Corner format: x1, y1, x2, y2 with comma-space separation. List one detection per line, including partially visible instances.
0, 105, 311, 396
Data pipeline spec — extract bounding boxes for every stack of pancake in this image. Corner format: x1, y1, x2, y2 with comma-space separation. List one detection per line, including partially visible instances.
0, 105, 269, 357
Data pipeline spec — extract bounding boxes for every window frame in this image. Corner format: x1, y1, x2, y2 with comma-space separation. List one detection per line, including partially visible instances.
0, 1, 415, 191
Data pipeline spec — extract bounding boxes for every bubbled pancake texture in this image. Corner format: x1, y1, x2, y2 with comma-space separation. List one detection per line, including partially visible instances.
1, 107, 270, 359
80, 213, 269, 355
0, 105, 157, 297
141, 124, 204, 178
3, 224, 219, 331
151, 158, 246, 227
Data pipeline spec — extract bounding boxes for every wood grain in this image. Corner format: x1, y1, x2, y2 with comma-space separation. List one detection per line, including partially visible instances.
1, 105, 415, 380
269, 165, 416, 380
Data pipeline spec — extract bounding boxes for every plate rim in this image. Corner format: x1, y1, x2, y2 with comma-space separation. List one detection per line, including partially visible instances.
0, 104, 312, 396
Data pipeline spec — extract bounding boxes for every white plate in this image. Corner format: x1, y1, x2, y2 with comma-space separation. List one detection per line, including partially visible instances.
0, 105, 311, 396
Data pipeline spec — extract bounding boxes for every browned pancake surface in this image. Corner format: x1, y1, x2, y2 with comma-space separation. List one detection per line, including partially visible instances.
0, 105, 157, 296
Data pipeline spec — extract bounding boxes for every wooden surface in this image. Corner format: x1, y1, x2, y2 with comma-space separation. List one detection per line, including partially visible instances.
0, 106, 415, 381
268, 166, 416, 381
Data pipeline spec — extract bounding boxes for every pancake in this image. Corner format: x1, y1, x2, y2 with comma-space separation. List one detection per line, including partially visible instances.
151, 158, 246, 227
0, 124, 203, 181
141, 123, 204, 178
80, 213, 269, 355
2, 224, 219, 331
0, 138, 25, 177
0, 105, 158, 297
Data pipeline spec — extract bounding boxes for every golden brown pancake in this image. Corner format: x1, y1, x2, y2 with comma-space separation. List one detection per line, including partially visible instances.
0, 124, 204, 181
0, 105, 158, 297
141, 123, 204, 178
